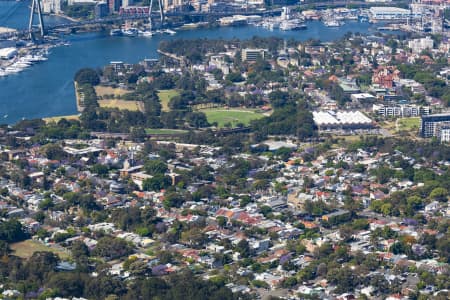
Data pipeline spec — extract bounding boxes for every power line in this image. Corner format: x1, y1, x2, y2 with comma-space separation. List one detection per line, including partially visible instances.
0, 1, 22, 27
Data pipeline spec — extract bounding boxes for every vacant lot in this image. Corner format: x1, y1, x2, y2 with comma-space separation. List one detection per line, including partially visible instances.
157, 89, 179, 112
202, 108, 265, 128
10, 239, 70, 259
98, 99, 143, 112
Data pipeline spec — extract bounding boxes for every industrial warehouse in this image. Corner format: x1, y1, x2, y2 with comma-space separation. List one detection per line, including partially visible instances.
313, 111, 374, 132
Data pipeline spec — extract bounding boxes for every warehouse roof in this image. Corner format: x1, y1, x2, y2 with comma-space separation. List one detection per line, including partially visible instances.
313, 111, 372, 126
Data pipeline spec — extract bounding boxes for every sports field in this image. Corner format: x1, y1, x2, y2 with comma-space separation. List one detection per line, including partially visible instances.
202, 108, 265, 128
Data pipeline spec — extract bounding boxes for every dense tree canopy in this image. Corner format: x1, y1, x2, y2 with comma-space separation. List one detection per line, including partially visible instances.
74, 68, 100, 85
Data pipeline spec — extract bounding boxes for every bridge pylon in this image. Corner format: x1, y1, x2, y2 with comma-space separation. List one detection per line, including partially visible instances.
149, 0, 165, 30
28, 0, 45, 40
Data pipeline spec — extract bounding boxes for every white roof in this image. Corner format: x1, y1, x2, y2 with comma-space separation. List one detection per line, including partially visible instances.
369, 7, 410, 13
352, 93, 375, 99
313, 111, 372, 126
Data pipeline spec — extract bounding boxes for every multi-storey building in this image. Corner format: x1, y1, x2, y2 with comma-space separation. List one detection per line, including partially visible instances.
408, 36, 434, 54
108, 0, 121, 12
373, 104, 430, 118
95, 2, 109, 18
241, 48, 267, 62
164, 0, 184, 11
42, 0, 62, 14
420, 113, 450, 139
440, 127, 450, 142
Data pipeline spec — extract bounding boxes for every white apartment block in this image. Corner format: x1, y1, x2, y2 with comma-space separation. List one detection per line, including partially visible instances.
408, 36, 434, 54
42, 0, 62, 14
439, 127, 450, 143
373, 104, 430, 118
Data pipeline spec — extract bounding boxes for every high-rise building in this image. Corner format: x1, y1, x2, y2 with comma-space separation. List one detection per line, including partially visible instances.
108, 0, 121, 12
440, 127, 450, 143
164, 0, 183, 11
42, 0, 62, 14
420, 113, 450, 141
408, 36, 434, 54
95, 2, 109, 18
122, 0, 134, 8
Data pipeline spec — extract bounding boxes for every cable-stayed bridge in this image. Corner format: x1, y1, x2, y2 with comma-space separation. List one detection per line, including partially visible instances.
0, 0, 281, 40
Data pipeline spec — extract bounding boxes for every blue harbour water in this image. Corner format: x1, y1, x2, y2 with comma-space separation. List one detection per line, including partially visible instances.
0, 1, 378, 124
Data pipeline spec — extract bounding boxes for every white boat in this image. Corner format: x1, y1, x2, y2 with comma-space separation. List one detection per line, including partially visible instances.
122, 28, 138, 37
26, 55, 47, 62
261, 21, 279, 30
139, 30, 154, 37
181, 23, 199, 29
4, 66, 23, 73
110, 29, 122, 36
164, 29, 176, 35
16, 58, 33, 65
279, 20, 307, 31
13, 60, 32, 68
323, 19, 343, 27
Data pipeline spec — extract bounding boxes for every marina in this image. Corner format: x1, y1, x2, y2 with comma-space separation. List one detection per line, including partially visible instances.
109, 28, 177, 37
0, 1, 428, 124
0, 49, 48, 77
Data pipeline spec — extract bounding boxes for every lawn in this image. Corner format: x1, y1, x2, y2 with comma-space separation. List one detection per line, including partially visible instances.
157, 89, 179, 112
43, 114, 80, 123
95, 86, 130, 97
98, 99, 144, 112
10, 239, 70, 259
202, 108, 265, 128
145, 128, 188, 135
397, 117, 420, 132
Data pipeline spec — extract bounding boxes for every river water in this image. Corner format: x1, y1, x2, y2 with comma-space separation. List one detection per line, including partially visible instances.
0, 1, 378, 124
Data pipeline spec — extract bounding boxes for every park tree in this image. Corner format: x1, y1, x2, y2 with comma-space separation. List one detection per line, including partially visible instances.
187, 112, 209, 128
74, 68, 100, 85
